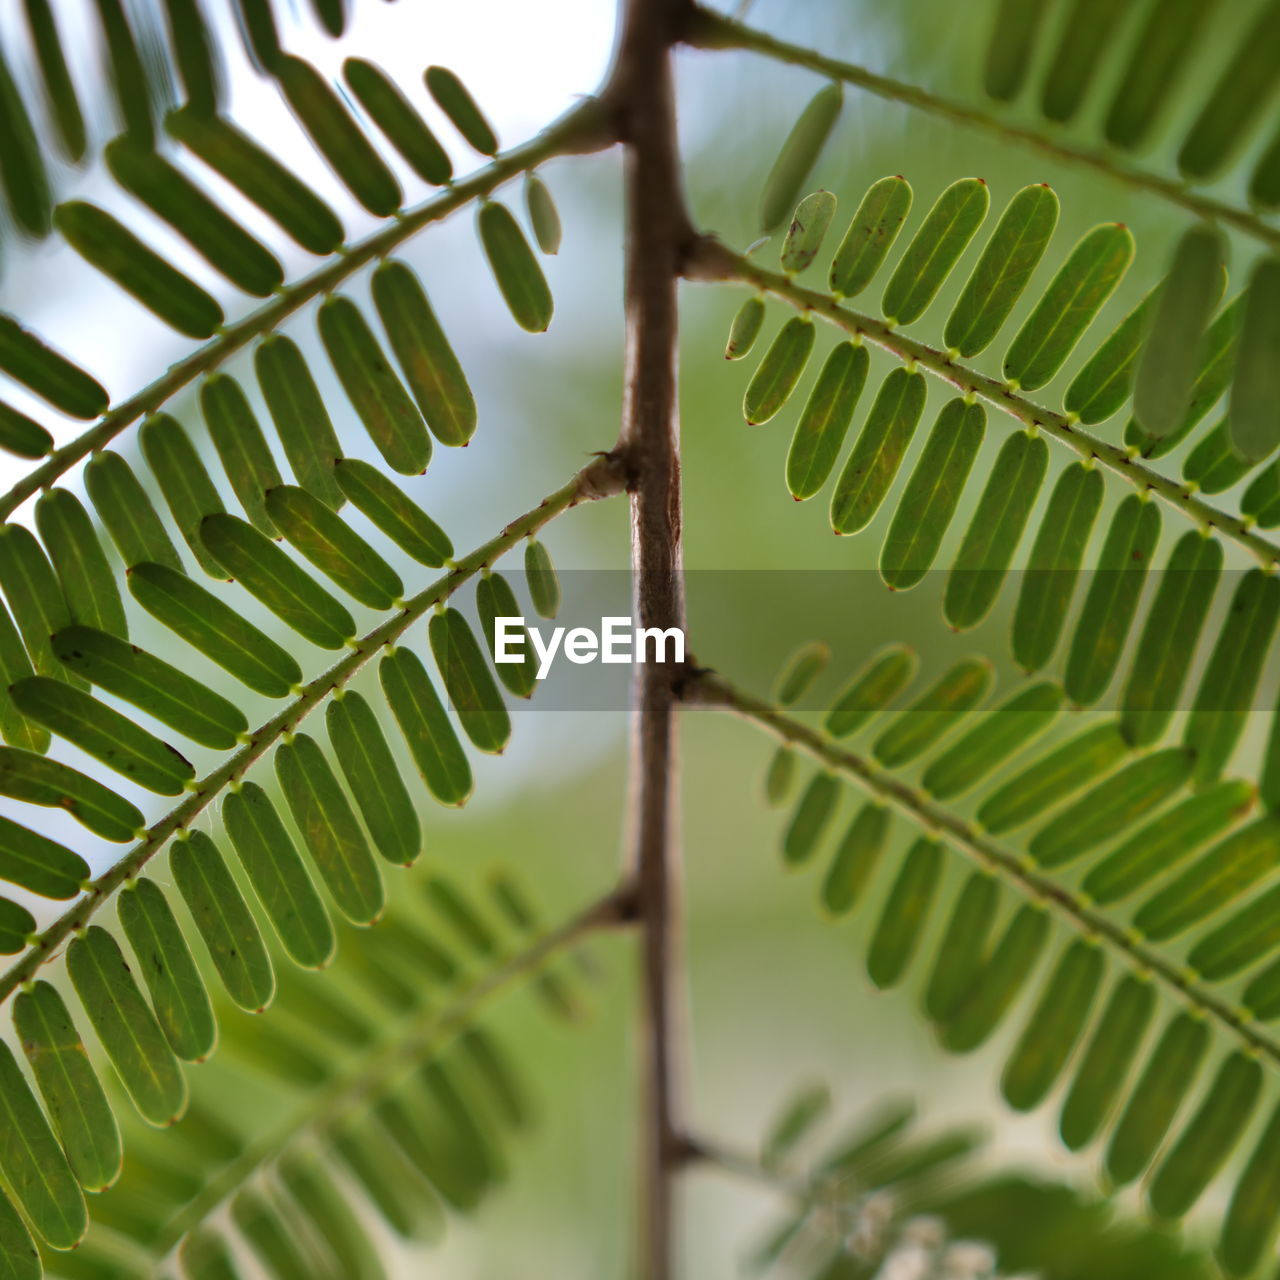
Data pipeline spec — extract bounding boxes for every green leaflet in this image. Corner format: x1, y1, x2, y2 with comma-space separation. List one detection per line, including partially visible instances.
478, 201, 553, 333
0, 43, 50, 239
830, 367, 927, 534
744, 316, 815, 426
1083, 780, 1254, 906
829, 175, 912, 299
427, 874, 500, 958
105, 138, 282, 296
1246, 955, 1280, 1019
166, 106, 344, 254
762, 1083, 831, 1170
12, 676, 194, 795
881, 177, 989, 326
24, 0, 86, 160
1063, 494, 1160, 707
764, 745, 796, 807
201, 374, 282, 536
1012, 462, 1103, 673
118, 878, 216, 1062
0, 314, 105, 420
0, 403, 51, 459
334, 458, 453, 565
782, 772, 839, 867
425, 65, 498, 154
1192, 882, 1280, 982
429, 607, 512, 754
983, 0, 1052, 98
230, 0, 280, 70
255, 334, 345, 509
466, 1027, 528, 1128
758, 82, 842, 234
276, 733, 385, 926
977, 721, 1129, 834
1229, 255, 1280, 462
333, 1121, 433, 1240
282, 1151, 387, 1279
179, 1229, 238, 1280
344, 57, 451, 185
128, 560, 302, 696
0, 1039, 85, 1250
0, 744, 142, 842
67, 925, 188, 1127
327, 691, 422, 864
945, 430, 1048, 631
0, 521, 72, 678
0, 816, 87, 898
775, 641, 829, 705
1134, 225, 1226, 440
1028, 748, 1193, 869
880, 398, 985, 590
1064, 284, 1159, 425
945, 184, 1058, 356
94, 0, 159, 145
524, 173, 562, 255
924, 872, 999, 1023
35, 489, 127, 638
1119, 530, 1222, 747
1002, 940, 1104, 1112
161, 0, 221, 115
477, 573, 537, 698
922, 680, 1062, 800
380, 648, 473, 806
0, 604, 45, 753
201, 513, 355, 649
0, 898, 33, 953
55, 200, 222, 339
1040, 0, 1131, 121
85, 450, 183, 573
1104, 1013, 1207, 1187
524, 539, 560, 619
223, 781, 336, 968
140, 411, 228, 579
13, 981, 120, 1193
170, 830, 275, 1013
1183, 419, 1254, 494
780, 189, 836, 275
1133, 816, 1280, 941
1220, 1102, 1280, 1277
228, 1014, 327, 1086
1243, 460, 1280, 527
1252, 124, 1280, 210
866, 837, 943, 990
824, 643, 916, 737
786, 341, 869, 500
725, 296, 766, 360
0, 1201, 38, 1280
319, 294, 431, 476
873, 656, 991, 767
234, 1187, 324, 1279
820, 802, 889, 917
1184, 568, 1280, 785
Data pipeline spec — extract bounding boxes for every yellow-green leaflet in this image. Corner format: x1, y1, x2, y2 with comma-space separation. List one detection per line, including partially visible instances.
1063, 494, 1160, 707
872, 656, 991, 767
775, 641, 828, 705
881, 398, 986, 590
0, 745, 142, 842
0, 41, 50, 239
1063, 282, 1161, 425
866, 837, 943, 990
170, 830, 275, 1013
0, 1038, 85, 1250
344, 57, 451, 185
0, 604, 44, 753
223, 781, 336, 969
524, 172, 562, 255
332, 1122, 433, 1240
1193, 881, 1280, 982
334, 458, 453, 566
128, 560, 302, 696
1244, 460, 1280, 527
0, 815, 87, 898
477, 573, 537, 699
977, 721, 1129, 834
782, 771, 839, 867
1246, 952, 1280, 1019
427, 874, 500, 958
425, 65, 498, 154
478, 201, 553, 333
983, 0, 1052, 99
0, 522, 72, 678
118, 878, 216, 1062
829, 175, 912, 299
945, 430, 1048, 631
524, 538, 560, 620
824, 643, 916, 738
166, 106, 344, 254
820, 802, 889, 917
1001, 940, 1104, 1112
924, 872, 999, 1023
1220, 1103, 1280, 1277
55, 200, 222, 339
105, 138, 282, 296
234, 1187, 324, 1279
881, 177, 989, 327
35, 489, 126, 639
140, 412, 228, 580
830, 367, 927, 534
780, 189, 836, 275
1003, 223, 1134, 391
1229, 255, 1280, 462
1119, 530, 1222, 748
758, 83, 842, 234
327, 691, 421, 864
85, 450, 183, 573
180, 1229, 239, 1280
762, 1084, 830, 1170
25, 0, 86, 160
744, 316, 815, 425
371, 260, 476, 446
1059, 973, 1154, 1151
12, 675, 193, 795
0, 403, 51, 459
1182, 420, 1254, 494
380, 648, 473, 806
201, 512, 355, 649
1040, 0, 1131, 122
945, 183, 1058, 357
0, 897, 33, 954
67, 925, 188, 1127
786, 341, 869, 501
763, 744, 796, 807
13, 981, 120, 1193
463, 1026, 530, 1130
1253, 125, 1280, 210
319, 294, 431, 476
0, 314, 105, 419
282, 1151, 387, 1279
922, 680, 1062, 801
725, 296, 766, 360
201, 374, 282, 536
429, 607, 512, 754
1105, 1013, 1207, 1187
